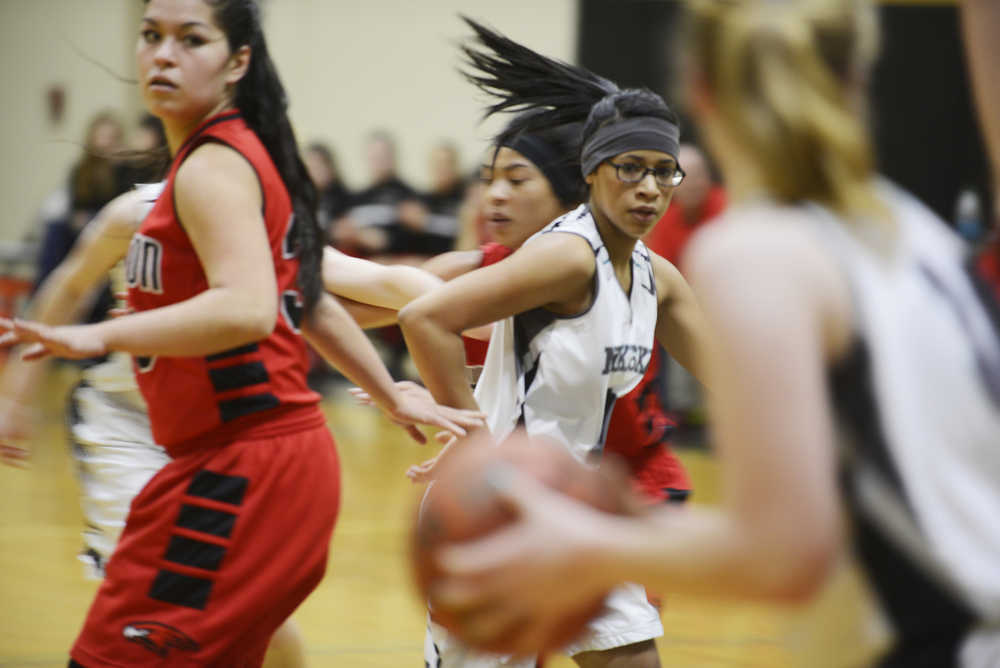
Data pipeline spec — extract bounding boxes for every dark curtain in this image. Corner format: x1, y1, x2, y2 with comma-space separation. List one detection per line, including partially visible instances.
576, 0, 991, 226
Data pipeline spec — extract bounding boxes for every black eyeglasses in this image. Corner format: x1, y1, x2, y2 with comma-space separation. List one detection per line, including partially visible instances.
607, 161, 685, 188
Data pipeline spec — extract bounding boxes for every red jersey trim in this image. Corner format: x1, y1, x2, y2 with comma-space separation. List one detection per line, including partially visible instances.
175, 110, 242, 156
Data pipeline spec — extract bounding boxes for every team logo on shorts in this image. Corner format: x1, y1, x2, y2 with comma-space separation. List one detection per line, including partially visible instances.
122, 621, 199, 657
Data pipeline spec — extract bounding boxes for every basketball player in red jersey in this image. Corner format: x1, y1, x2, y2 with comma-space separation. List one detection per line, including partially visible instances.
0, 1, 480, 666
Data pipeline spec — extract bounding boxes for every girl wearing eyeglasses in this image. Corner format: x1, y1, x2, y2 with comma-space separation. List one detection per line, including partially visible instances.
397, 19, 710, 668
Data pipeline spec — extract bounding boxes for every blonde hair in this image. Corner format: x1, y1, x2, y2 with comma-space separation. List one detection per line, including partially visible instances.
689, 0, 885, 224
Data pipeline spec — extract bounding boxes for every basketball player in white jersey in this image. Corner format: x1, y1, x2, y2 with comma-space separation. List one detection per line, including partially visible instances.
398, 19, 710, 668
426, 3, 1000, 666
0, 183, 168, 575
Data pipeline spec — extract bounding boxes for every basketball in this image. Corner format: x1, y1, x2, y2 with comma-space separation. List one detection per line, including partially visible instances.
411, 429, 630, 654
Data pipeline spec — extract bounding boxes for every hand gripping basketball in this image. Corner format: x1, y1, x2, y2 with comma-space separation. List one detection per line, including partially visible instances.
411, 429, 636, 655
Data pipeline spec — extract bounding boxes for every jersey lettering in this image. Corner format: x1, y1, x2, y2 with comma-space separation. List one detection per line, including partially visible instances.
281, 289, 304, 333
125, 234, 164, 294
602, 344, 652, 375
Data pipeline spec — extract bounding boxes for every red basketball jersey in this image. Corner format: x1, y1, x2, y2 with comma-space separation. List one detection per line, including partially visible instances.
126, 111, 319, 447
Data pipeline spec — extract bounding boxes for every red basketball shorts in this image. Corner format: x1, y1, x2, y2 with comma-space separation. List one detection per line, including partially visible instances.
70, 418, 340, 667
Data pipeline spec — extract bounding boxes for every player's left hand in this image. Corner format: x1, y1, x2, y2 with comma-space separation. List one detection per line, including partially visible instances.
0, 319, 108, 361
382, 387, 486, 444
428, 465, 622, 654
407, 431, 458, 482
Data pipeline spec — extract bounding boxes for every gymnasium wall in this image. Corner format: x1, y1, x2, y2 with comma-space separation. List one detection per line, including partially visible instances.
0, 1, 575, 244
265, 1, 576, 192
0, 0, 140, 245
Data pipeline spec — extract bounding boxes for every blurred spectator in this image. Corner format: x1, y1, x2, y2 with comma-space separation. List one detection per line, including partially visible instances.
69, 111, 127, 233
397, 141, 465, 254
303, 141, 352, 235
643, 142, 727, 269
330, 130, 417, 257
327, 131, 422, 380
301, 143, 353, 388
453, 167, 489, 251
35, 110, 128, 292
118, 113, 169, 186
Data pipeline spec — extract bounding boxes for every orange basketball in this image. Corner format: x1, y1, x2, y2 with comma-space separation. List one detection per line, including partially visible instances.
411, 430, 629, 655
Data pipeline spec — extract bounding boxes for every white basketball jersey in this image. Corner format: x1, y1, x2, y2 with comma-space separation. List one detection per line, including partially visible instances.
474, 204, 659, 463
81, 182, 165, 404
809, 181, 1000, 665
70, 182, 168, 577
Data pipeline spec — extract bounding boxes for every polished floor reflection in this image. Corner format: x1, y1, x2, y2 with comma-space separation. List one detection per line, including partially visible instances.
0, 368, 886, 667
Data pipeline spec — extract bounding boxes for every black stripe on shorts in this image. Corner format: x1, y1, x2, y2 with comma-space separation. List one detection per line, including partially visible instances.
149, 570, 213, 610
175, 504, 237, 538
164, 535, 226, 571
186, 470, 248, 506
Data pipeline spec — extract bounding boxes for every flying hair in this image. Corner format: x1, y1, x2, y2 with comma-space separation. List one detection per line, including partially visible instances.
460, 16, 618, 133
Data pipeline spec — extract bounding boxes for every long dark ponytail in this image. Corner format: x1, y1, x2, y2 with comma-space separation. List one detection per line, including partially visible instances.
460, 18, 679, 165
147, 0, 323, 314
460, 17, 616, 136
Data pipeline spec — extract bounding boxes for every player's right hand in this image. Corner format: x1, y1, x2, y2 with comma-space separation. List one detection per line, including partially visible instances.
0, 319, 108, 361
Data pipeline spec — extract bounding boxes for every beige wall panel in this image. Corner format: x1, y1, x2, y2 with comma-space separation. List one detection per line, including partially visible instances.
0, 2, 574, 243
264, 1, 577, 190
0, 0, 141, 244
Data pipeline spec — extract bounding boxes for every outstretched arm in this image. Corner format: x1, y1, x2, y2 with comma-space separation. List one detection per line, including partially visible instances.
1, 144, 276, 359
302, 292, 484, 443
399, 233, 594, 411
0, 188, 143, 462
322, 246, 445, 311
323, 247, 485, 329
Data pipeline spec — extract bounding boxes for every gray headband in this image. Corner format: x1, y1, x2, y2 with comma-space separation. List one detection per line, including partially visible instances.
580, 117, 680, 177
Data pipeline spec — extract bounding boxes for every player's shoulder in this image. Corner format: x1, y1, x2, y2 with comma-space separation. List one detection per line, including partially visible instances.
684, 204, 830, 286
522, 227, 597, 278
686, 202, 853, 355
176, 142, 257, 191
174, 141, 262, 215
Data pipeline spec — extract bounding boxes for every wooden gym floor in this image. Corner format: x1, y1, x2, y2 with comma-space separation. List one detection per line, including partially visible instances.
0, 366, 888, 667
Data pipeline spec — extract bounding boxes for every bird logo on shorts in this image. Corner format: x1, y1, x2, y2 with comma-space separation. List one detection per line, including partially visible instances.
122, 621, 200, 657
